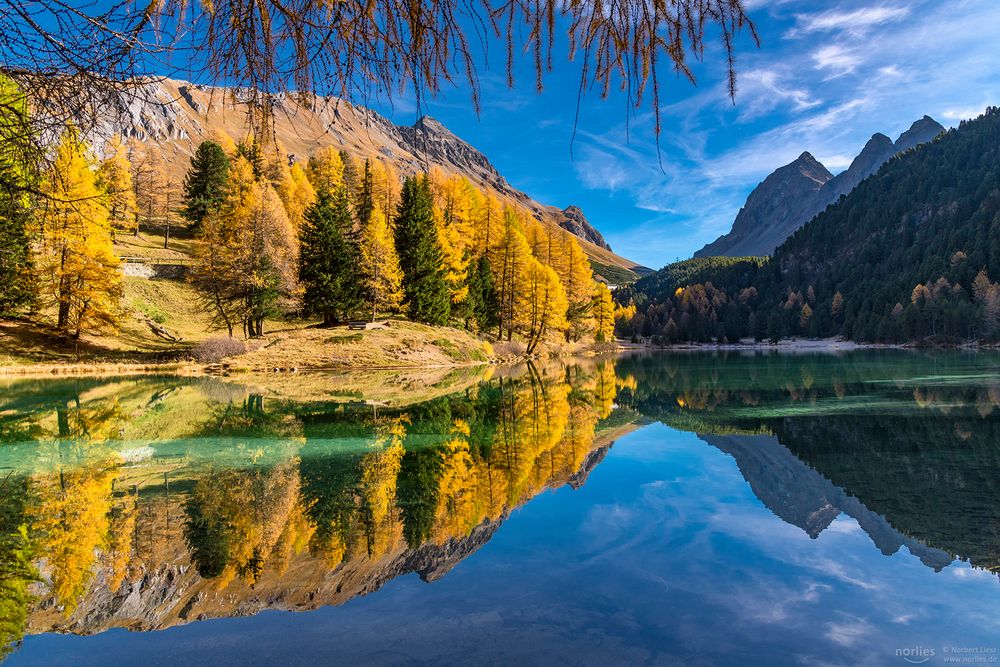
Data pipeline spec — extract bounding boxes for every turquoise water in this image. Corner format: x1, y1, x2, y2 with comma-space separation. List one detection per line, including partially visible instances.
2, 351, 999, 665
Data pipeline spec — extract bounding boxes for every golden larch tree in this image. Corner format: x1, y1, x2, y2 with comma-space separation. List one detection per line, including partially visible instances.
95, 137, 137, 239
33, 129, 122, 338
359, 201, 404, 320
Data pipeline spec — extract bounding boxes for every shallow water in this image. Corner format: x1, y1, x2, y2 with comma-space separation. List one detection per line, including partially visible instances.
2, 351, 999, 665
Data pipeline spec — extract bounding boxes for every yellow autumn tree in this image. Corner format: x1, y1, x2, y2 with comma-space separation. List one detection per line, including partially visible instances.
96, 137, 137, 239
557, 230, 596, 341
427, 169, 471, 306
191, 156, 299, 337
307, 146, 344, 192
471, 193, 504, 260
591, 282, 615, 342
492, 207, 535, 340
275, 161, 316, 230
359, 201, 404, 320
520, 259, 568, 353
359, 419, 405, 557
33, 128, 122, 338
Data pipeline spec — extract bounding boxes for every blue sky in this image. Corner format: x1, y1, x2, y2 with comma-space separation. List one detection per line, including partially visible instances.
367, 0, 1000, 269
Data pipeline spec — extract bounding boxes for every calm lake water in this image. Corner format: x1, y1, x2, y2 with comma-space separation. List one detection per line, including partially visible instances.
2, 351, 999, 666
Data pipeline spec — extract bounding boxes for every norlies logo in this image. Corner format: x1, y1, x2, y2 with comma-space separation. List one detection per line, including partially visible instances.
897, 646, 936, 664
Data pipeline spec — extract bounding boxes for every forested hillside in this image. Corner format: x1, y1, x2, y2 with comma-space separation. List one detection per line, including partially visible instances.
53, 77, 646, 281
618, 107, 1000, 344
0, 74, 617, 362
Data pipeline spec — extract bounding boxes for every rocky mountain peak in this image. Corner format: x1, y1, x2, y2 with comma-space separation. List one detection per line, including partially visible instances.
557, 205, 612, 251
695, 114, 946, 259
895, 115, 945, 152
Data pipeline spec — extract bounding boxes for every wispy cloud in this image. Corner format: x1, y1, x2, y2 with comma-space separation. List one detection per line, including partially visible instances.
812, 45, 863, 77
788, 6, 910, 38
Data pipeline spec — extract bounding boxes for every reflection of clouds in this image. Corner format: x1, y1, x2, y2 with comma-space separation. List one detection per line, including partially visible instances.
824, 614, 873, 647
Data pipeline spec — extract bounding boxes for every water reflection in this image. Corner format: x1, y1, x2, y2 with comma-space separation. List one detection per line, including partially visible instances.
1, 350, 1000, 660
0, 361, 624, 651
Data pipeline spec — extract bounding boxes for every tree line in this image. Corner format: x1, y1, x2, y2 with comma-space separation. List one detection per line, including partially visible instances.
0, 74, 614, 350
616, 107, 1000, 345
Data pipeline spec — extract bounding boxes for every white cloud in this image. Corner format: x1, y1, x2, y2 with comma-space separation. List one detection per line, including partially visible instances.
940, 104, 987, 121
812, 45, 863, 77
789, 6, 910, 37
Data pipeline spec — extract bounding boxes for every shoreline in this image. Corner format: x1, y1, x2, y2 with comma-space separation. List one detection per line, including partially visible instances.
4, 336, 996, 380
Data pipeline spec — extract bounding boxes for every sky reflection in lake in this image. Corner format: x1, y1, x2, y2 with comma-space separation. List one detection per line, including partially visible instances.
4, 352, 1000, 666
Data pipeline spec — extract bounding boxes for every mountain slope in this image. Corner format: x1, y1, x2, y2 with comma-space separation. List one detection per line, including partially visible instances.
695, 116, 945, 259
84, 77, 647, 279
695, 152, 832, 257
617, 107, 1000, 344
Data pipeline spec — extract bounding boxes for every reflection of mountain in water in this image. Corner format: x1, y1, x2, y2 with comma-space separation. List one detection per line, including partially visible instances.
772, 415, 1000, 574
613, 351, 1000, 577
701, 434, 953, 570
0, 361, 631, 649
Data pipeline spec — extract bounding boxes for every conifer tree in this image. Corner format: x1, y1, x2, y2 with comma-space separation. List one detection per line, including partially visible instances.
191, 157, 298, 337
299, 187, 363, 325
394, 176, 451, 325
307, 146, 345, 193
236, 138, 264, 179
341, 150, 359, 204
96, 138, 137, 239
466, 255, 499, 332
0, 74, 36, 317
359, 201, 403, 320
34, 129, 122, 337
181, 140, 231, 231
356, 159, 375, 230
591, 282, 615, 342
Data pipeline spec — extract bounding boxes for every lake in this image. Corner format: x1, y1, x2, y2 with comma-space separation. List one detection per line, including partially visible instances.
1, 351, 999, 666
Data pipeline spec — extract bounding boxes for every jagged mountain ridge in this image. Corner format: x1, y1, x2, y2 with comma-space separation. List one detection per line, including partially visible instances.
79, 77, 646, 278
695, 115, 946, 258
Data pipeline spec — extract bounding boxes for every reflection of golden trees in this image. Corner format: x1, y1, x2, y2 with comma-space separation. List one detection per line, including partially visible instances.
31, 455, 117, 612
13, 360, 624, 626
359, 419, 406, 558
187, 459, 301, 586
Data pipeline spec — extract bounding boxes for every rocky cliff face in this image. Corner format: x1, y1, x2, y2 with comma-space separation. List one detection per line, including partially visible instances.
695, 116, 945, 259
554, 206, 612, 251
695, 152, 833, 258
67, 77, 645, 278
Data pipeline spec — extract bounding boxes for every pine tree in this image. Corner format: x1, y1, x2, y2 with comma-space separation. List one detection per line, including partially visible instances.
299, 187, 363, 325
356, 159, 375, 230
394, 176, 451, 325
34, 129, 122, 338
466, 255, 499, 332
0, 74, 36, 317
181, 140, 231, 231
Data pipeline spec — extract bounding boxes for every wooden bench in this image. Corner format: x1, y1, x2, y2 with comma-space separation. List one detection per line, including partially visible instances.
347, 321, 368, 331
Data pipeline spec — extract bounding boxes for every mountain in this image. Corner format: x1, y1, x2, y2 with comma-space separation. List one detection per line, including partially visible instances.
695, 152, 833, 258
554, 205, 612, 250
702, 434, 953, 569
695, 116, 945, 258
79, 77, 647, 280
616, 107, 1000, 344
